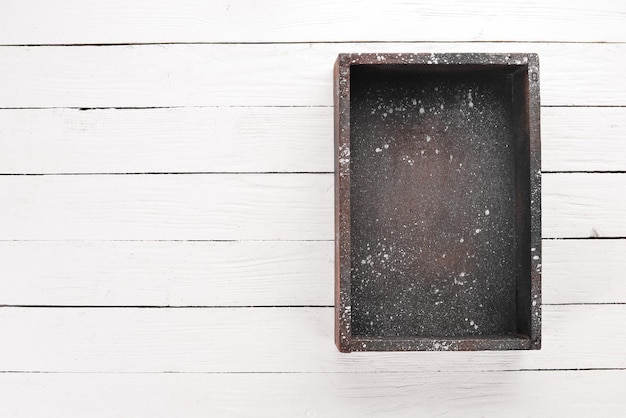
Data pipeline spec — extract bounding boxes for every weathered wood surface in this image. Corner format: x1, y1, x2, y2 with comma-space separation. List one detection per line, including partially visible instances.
1, 1, 625, 415
1, 239, 623, 306
0, 173, 624, 240
1, 371, 624, 418
0, 44, 625, 107
2, 107, 625, 174
0, 0, 623, 44
0, 306, 625, 373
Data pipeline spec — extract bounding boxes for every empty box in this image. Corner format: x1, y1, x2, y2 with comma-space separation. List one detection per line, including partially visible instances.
334, 53, 541, 352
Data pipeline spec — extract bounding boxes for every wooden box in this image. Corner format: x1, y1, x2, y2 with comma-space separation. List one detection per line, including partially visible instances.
334, 53, 541, 352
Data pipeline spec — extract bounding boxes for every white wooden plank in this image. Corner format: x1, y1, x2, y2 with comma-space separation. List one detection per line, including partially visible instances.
542, 107, 626, 172
0, 173, 624, 240
0, 107, 334, 174
543, 173, 626, 238
0, 241, 334, 306
543, 239, 626, 304
1, 306, 625, 373
0, 0, 624, 44
0, 174, 333, 241
2, 107, 623, 174
1, 370, 624, 418
1, 240, 623, 306
0, 43, 625, 107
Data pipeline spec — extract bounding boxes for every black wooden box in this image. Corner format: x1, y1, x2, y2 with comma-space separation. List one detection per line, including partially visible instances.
334, 53, 541, 352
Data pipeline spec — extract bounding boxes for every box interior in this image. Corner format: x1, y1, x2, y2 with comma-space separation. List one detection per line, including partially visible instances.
349, 64, 531, 340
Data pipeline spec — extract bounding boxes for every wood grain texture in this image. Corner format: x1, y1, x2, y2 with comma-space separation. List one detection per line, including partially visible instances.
1, 240, 623, 306
542, 107, 626, 172
1, 0, 625, 416
543, 239, 626, 304
1, 306, 625, 373
0, 107, 334, 174
0, 0, 624, 44
1, 43, 625, 108
1, 370, 624, 418
0, 173, 624, 240
0, 174, 333, 241
0, 241, 334, 306
543, 173, 626, 238
2, 107, 624, 174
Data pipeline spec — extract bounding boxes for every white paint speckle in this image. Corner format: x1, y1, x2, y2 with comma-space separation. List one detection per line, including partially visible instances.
485, 209, 490, 215
419, 107, 425, 114
533, 255, 539, 260
475, 228, 481, 234
426, 135, 431, 142
375, 147, 382, 153
383, 143, 389, 149
460, 238, 464, 243
402, 156, 415, 166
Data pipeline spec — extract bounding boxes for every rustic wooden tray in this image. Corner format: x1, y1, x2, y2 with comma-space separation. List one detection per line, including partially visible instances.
334, 53, 541, 352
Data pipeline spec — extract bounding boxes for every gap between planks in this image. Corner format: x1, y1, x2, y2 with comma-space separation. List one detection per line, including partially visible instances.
0, 303, 622, 308
2, 41, 626, 47
2, 368, 626, 374
1, 171, 625, 176
2, 237, 626, 242
0, 172, 335, 176
1, 105, 625, 110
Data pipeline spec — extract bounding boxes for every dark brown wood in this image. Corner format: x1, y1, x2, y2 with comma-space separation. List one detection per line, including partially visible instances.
335, 53, 541, 352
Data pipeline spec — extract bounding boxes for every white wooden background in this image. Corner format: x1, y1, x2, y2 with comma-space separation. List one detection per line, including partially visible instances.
1, 1, 625, 416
